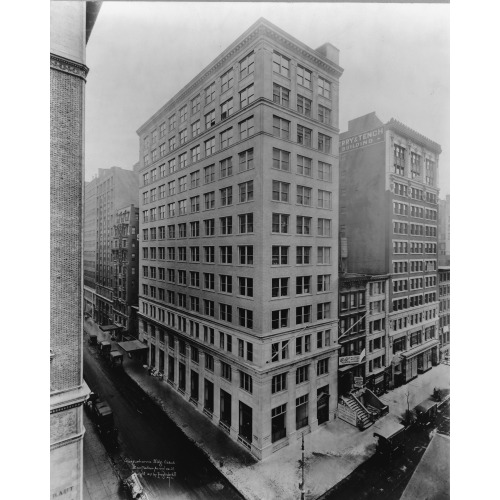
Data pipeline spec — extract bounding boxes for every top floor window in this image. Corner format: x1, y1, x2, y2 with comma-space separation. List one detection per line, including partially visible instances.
205, 82, 215, 105
297, 66, 312, 88
318, 76, 331, 99
411, 152, 422, 179
221, 68, 234, 93
191, 94, 201, 114
240, 52, 255, 79
169, 114, 176, 132
273, 52, 290, 77
180, 105, 187, 123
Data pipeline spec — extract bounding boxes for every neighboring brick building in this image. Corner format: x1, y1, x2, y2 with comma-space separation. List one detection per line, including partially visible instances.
50, 2, 100, 499
340, 112, 441, 389
111, 204, 140, 337
94, 165, 139, 327
438, 194, 450, 266
84, 177, 97, 319
438, 266, 450, 360
136, 18, 342, 459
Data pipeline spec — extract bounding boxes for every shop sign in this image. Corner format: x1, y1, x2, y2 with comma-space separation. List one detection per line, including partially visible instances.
338, 403, 357, 426
339, 355, 362, 366
340, 127, 385, 153
354, 377, 364, 388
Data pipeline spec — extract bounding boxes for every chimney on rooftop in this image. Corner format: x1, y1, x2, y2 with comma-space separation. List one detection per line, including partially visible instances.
315, 43, 340, 65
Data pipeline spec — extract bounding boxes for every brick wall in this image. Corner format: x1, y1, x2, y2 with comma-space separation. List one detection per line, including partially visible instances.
50, 66, 84, 392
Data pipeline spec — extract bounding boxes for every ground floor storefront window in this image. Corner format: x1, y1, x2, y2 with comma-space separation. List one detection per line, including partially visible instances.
272, 404, 287, 442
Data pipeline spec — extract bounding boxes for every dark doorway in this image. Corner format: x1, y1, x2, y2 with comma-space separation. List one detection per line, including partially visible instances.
239, 401, 252, 443
220, 390, 232, 426
317, 385, 330, 424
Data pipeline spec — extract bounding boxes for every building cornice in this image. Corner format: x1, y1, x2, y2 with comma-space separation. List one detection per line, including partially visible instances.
386, 118, 442, 155
137, 18, 343, 136
50, 53, 89, 81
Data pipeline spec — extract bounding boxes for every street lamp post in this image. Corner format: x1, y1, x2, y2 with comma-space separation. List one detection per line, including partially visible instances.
299, 433, 305, 500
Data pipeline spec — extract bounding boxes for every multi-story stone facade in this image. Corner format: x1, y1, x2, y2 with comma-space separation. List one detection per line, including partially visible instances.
340, 112, 441, 389
94, 165, 139, 326
50, 2, 100, 499
84, 177, 98, 319
111, 204, 140, 336
136, 18, 343, 459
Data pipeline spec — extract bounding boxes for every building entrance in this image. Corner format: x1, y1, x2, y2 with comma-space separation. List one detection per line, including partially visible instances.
239, 401, 252, 443
317, 385, 330, 424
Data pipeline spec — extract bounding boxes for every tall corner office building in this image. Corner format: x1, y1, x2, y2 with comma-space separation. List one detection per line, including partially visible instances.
339, 112, 441, 389
137, 18, 343, 459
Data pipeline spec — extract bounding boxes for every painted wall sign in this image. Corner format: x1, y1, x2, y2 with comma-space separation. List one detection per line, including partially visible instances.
339, 355, 362, 366
340, 127, 385, 153
354, 377, 364, 388
338, 403, 357, 426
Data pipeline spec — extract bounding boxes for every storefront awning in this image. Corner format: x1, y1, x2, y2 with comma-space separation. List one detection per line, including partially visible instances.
100, 324, 123, 332
110, 351, 123, 358
117, 340, 148, 353
338, 363, 363, 372
401, 339, 440, 359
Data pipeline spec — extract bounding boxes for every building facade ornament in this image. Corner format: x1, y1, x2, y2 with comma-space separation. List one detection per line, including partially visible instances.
50, 53, 89, 81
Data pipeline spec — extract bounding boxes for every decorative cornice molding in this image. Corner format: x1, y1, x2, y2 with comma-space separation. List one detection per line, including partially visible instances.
137, 19, 343, 135
50, 53, 89, 81
386, 119, 441, 155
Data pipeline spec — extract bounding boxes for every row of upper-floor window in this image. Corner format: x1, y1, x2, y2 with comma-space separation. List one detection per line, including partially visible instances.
393, 276, 437, 292
392, 326, 436, 353
392, 309, 437, 332
439, 271, 450, 282
393, 182, 438, 204
141, 244, 333, 266
142, 50, 334, 146
141, 187, 333, 223
143, 115, 334, 178
392, 292, 438, 311
270, 303, 332, 331
393, 241, 438, 254
392, 259, 438, 274
393, 221, 438, 236
142, 294, 254, 329
393, 146, 436, 187
143, 153, 333, 195
393, 202, 438, 220
439, 284, 450, 296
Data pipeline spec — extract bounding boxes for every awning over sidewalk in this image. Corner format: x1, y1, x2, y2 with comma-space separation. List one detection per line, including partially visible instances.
401, 339, 439, 359
117, 340, 148, 353
100, 324, 123, 332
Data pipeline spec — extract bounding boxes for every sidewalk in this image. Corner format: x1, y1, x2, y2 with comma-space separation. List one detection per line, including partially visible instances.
83, 411, 126, 500
84, 318, 450, 500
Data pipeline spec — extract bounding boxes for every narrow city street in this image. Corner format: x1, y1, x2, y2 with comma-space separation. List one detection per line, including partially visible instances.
319, 399, 450, 500
83, 342, 244, 500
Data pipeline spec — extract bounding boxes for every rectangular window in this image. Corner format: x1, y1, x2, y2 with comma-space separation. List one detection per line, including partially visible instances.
219, 303, 233, 322
272, 277, 289, 298
296, 305, 311, 325
221, 361, 232, 381
273, 51, 290, 77
179, 152, 187, 170
239, 245, 254, 265
296, 276, 311, 295
238, 308, 253, 329
240, 84, 255, 108
239, 213, 254, 233
239, 180, 254, 202
297, 155, 312, 177
272, 245, 289, 265
220, 128, 233, 149
317, 218, 332, 237
240, 52, 255, 79
220, 157, 233, 179
220, 98, 234, 120
272, 148, 290, 171
239, 148, 254, 172
205, 82, 215, 105
204, 245, 215, 263
318, 134, 332, 153
204, 299, 215, 317
317, 247, 331, 264
239, 371, 253, 393
318, 190, 332, 209
179, 105, 187, 123
220, 186, 233, 207
273, 116, 290, 139
219, 274, 233, 294
273, 83, 289, 107
317, 358, 329, 376
296, 216, 311, 235
317, 274, 331, 292
272, 181, 290, 202
272, 309, 289, 330
297, 186, 312, 206
272, 373, 287, 394
190, 221, 200, 237
204, 191, 215, 209
296, 394, 309, 430
296, 365, 309, 385
296, 246, 311, 265
221, 68, 234, 93
204, 273, 215, 290
190, 246, 200, 262
238, 277, 253, 297
190, 196, 200, 214
191, 120, 201, 138
204, 218, 215, 236
168, 137, 176, 152
318, 105, 331, 125
239, 116, 254, 139
220, 246, 233, 264
205, 137, 215, 157
297, 65, 312, 88
297, 124, 312, 146
205, 109, 215, 129
220, 216, 232, 235
272, 213, 289, 233
179, 128, 187, 145
318, 76, 331, 99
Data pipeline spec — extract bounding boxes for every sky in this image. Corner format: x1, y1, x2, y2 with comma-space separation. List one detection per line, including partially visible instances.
85, 1, 450, 196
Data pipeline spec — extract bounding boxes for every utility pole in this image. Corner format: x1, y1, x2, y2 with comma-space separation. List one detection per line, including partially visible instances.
299, 433, 305, 500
